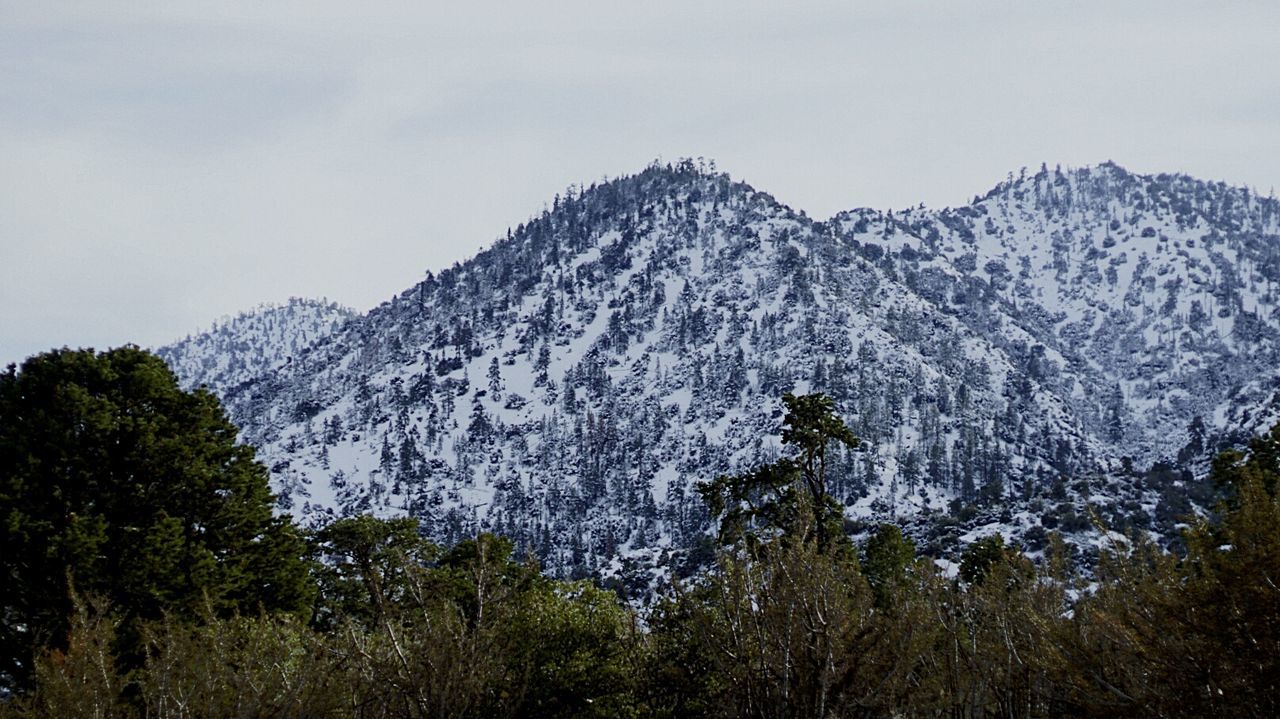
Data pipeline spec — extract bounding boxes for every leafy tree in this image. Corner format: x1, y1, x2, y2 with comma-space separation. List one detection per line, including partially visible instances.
308, 519, 638, 718
1065, 424, 1280, 716
650, 527, 949, 718
641, 587, 724, 719
1173, 427, 1280, 714
505, 581, 641, 719
932, 544, 1069, 716
137, 613, 340, 718
0, 347, 313, 687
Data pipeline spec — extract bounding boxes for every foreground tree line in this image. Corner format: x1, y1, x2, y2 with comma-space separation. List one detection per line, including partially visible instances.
2, 349, 1279, 718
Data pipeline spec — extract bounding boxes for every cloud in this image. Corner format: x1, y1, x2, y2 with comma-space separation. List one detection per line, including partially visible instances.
1, 1, 1277, 364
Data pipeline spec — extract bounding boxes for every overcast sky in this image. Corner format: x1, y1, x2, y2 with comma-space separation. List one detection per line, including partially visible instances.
2, 1, 1277, 366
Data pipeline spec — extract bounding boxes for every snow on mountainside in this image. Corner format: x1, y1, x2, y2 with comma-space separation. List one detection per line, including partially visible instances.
161, 160, 1280, 591
156, 298, 355, 394
836, 163, 1280, 463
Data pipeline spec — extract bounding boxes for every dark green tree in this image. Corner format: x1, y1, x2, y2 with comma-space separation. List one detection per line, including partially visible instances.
1211, 420, 1280, 500
862, 523, 917, 608
958, 533, 1027, 586
0, 347, 313, 688
697, 459, 802, 551
699, 392, 859, 554
309, 514, 438, 629
781, 392, 861, 552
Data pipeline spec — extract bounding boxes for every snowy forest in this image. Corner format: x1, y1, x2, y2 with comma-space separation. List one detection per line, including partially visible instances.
159, 161, 1280, 592
1, 346, 1278, 717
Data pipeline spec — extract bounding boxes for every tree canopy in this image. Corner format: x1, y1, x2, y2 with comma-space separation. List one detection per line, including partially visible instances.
4, 378, 1280, 717
0, 347, 312, 687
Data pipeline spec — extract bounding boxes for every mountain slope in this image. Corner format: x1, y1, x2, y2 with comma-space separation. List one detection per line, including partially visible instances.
835, 163, 1280, 463
161, 160, 1280, 589
157, 297, 355, 394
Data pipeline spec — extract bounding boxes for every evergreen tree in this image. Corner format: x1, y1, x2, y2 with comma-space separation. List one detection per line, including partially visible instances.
960, 533, 1017, 586
780, 392, 860, 552
699, 393, 858, 554
0, 347, 313, 688
862, 523, 917, 608
487, 356, 503, 400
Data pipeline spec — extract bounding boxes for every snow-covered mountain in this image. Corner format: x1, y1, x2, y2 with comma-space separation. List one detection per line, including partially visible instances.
837, 163, 1280, 463
161, 160, 1280, 590
157, 297, 355, 395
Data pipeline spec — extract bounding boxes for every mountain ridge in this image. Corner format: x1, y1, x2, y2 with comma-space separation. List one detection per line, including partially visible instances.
159, 159, 1279, 591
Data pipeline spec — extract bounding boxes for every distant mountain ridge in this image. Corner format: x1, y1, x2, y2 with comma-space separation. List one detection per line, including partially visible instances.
160, 160, 1280, 593
158, 297, 355, 396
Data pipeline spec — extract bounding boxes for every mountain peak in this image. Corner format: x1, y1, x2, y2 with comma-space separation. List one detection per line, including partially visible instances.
156, 298, 354, 395
161, 161, 1280, 588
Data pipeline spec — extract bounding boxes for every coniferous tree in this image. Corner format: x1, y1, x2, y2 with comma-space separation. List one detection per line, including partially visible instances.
863, 523, 917, 608
0, 347, 313, 688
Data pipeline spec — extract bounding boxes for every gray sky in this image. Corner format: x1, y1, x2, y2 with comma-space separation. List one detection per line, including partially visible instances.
3, 1, 1277, 366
